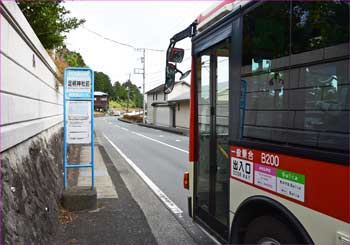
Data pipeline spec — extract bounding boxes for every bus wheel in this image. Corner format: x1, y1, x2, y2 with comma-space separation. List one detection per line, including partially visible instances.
243, 216, 299, 244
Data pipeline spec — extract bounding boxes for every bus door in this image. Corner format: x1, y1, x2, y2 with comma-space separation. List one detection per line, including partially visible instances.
196, 39, 230, 239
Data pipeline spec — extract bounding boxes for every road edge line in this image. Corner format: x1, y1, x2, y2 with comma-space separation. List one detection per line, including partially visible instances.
103, 134, 183, 217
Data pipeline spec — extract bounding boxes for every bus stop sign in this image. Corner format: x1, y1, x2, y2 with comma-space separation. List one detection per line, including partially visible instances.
63, 67, 95, 189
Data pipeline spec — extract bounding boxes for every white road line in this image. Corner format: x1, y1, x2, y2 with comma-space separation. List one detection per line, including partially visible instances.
159, 135, 164, 138
121, 127, 129, 132
103, 135, 183, 217
131, 131, 189, 154
176, 139, 181, 142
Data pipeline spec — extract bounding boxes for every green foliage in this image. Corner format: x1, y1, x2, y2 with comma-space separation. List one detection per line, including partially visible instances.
109, 80, 143, 108
94, 71, 113, 96
63, 50, 86, 67
17, 0, 85, 49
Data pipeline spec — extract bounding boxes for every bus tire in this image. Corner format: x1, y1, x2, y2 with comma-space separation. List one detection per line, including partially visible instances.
243, 215, 299, 244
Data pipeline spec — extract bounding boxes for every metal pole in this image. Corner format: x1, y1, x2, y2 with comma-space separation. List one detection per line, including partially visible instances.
142, 49, 146, 124
63, 70, 67, 189
127, 73, 130, 113
91, 69, 95, 189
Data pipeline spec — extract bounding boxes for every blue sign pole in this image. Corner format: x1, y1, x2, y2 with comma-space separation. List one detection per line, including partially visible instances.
63, 67, 95, 189
91, 70, 95, 188
63, 69, 68, 188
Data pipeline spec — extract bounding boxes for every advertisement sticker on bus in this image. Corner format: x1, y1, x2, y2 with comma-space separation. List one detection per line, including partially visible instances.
277, 169, 305, 202
254, 163, 277, 192
230, 146, 306, 202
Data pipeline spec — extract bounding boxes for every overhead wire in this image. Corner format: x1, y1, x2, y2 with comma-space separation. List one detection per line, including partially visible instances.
83, 26, 165, 52
82, 25, 193, 90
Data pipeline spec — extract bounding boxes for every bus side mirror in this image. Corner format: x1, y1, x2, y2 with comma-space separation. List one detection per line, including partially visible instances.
168, 48, 185, 63
164, 63, 176, 94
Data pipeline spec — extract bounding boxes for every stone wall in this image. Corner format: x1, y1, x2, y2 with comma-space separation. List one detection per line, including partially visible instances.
1, 124, 64, 244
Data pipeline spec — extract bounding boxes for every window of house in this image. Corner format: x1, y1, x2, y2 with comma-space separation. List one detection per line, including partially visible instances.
164, 93, 167, 101
178, 103, 180, 111
156, 93, 158, 100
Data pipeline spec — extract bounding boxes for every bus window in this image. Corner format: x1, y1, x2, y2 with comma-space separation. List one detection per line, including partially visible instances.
240, 1, 349, 153
197, 54, 211, 212
241, 2, 290, 145
290, 1, 349, 151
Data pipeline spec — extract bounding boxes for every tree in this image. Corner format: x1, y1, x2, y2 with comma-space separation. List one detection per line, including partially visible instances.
63, 50, 86, 67
17, 0, 85, 49
112, 81, 125, 101
94, 71, 113, 96
122, 81, 143, 108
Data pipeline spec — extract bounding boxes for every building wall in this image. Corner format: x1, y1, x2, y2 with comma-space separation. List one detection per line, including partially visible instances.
94, 96, 109, 111
175, 101, 190, 129
1, 2, 64, 243
146, 83, 190, 126
167, 82, 190, 100
146, 94, 154, 124
1, 1, 63, 152
154, 106, 171, 127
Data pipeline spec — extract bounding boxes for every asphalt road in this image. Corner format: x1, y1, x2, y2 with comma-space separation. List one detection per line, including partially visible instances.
95, 116, 189, 213
95, 116, 216, 244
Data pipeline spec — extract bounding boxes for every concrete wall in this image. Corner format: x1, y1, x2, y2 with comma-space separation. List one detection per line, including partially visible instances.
1, 2, 64, 243
146, 94, 154, 124
167, 82, 190, 101
175, 101, 189, 129
154, 106, 171, 127
146, 82, 190, 125
1, 1, 63, 152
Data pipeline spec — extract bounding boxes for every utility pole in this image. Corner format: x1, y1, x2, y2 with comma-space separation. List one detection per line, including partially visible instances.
134, 48, 146, 124
126, 73, 131, 113
142, 49, 146, 124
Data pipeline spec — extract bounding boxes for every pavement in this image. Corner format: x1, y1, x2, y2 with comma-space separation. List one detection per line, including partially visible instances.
53, 128, 201, 244
78, 146, 118, 199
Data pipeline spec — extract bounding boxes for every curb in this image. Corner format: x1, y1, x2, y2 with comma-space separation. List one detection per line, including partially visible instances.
138, 123, 189, 136
117, 118, 134, 124
118, 118, 189, 136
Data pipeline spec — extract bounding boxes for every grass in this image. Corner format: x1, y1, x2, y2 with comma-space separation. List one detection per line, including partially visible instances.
109, 100, 137, 109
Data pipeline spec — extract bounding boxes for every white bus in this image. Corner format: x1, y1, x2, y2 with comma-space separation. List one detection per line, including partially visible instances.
164, 1, 349, 244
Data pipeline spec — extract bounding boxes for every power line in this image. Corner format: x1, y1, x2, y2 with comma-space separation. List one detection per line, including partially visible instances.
146, 56, 192, 76
83, 26, 165, 52
83, 26, 136, 49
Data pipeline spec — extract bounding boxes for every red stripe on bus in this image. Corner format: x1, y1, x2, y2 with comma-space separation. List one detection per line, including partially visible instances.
189, 56, 198, 162
196, 0, 235, 24
230, 146, 349, 223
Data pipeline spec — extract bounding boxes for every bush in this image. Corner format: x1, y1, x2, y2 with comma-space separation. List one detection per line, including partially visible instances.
123, 115, 143, 123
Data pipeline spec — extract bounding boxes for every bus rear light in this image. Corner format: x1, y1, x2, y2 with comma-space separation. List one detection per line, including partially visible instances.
184, 172, 189, 189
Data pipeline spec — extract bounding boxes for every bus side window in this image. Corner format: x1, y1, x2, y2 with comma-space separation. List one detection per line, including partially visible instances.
240, 1, 349, 153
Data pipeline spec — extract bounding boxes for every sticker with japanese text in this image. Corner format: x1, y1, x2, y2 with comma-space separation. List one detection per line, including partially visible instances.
277, 169, 305, 202
231, 157, 254, 184
254, 164, 277, 191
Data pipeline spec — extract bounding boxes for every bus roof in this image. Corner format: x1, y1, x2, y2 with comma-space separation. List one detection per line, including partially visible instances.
196, 0, 248, 32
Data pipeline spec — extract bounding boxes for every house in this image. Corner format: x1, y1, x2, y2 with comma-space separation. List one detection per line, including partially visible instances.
146, 81, 190, 128
168, 91, 190, 129
94, 91, 109, 111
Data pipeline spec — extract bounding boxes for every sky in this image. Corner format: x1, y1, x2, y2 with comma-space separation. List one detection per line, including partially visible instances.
64, 1, 217, 92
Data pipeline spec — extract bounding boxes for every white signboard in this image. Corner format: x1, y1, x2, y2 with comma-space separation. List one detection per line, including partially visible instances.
65, 70, 92, 98
66, 101, 91, 144
231, 157, 254, 184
